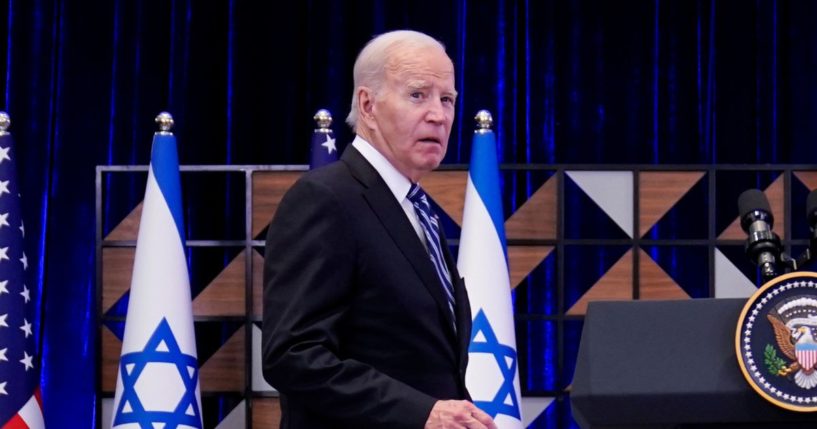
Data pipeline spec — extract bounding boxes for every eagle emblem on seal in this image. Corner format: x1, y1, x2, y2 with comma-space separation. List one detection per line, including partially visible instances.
765, 296, 817, 389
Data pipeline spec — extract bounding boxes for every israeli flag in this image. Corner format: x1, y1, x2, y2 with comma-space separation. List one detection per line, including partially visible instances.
457, 119, 523, 428
110, 130, 202, 428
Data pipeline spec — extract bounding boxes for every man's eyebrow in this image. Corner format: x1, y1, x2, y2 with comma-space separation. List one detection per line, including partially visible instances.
406, 79, 430, 90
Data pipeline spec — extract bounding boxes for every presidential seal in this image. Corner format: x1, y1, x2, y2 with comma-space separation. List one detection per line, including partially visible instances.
736, 271, 817, 412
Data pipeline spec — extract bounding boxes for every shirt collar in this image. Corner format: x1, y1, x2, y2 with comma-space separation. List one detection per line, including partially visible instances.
352, 135, 413, 201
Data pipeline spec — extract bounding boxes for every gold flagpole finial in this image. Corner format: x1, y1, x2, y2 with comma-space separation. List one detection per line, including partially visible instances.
475, 110, 493, 132
155, 112, 175, 134
314, 109, 333, 133
0, 112, 10, 136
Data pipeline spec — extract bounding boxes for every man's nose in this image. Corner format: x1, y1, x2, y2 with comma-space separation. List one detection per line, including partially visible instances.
425, 99, 445, 123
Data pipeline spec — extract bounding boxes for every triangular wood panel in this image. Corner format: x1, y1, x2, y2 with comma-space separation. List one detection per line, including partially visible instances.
200, 326, 245, 392
102, 248, 135, 313
251, 398, 281, 429
508, 246, 553, 288
566, 250, 633, 316
506, 176, 557, 240
639, 171, 704, 238
252, 171, 303, 238
794, 171, 817, 191
252, 250, 264, 320
638, 248, 691, 300
719, 176, 785, 240
101, 326, 123, 392
423, 171, 468, 226
192, 252, 246, 317
105, 202, 143, 241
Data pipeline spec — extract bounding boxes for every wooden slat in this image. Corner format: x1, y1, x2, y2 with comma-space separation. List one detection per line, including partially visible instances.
101, 326, 122, 392
638, 248, 690, 300
566, 250, 633, 316
506, 176, 557, 240
794, 171, 817, 191
508, 246, 553, 288
252, 397, 281, 429
639, 171, 704, 238
423, 171, 468, 226
102, 248, 135, 313
192, 251, 246, 317
105, 202, 142, 241
252, 172, 303, 238
199, 326, 245, 392
252, 250, 264, 320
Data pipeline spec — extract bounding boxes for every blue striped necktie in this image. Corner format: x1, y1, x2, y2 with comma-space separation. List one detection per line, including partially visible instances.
407, 184, 456, 323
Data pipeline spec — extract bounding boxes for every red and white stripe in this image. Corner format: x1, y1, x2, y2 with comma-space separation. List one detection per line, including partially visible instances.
2, 388, 44, 429
797, 349, 817, 371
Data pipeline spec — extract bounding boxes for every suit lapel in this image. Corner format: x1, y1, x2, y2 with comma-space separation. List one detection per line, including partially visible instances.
341, 147, 459, 337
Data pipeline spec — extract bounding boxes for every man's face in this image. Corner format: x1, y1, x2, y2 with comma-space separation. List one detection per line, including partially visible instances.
363, 46, 457, 182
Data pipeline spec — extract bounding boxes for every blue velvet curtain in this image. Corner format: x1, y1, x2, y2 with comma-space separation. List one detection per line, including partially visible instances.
3, 0, 817, 427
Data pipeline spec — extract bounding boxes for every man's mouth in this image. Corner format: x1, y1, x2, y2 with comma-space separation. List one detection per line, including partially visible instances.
418, 137, 441, 145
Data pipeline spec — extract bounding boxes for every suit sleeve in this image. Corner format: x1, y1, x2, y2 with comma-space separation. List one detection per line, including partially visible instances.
262, 177, 437, 428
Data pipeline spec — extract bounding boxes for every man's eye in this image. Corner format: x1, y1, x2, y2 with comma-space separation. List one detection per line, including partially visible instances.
442, 96, 455, 105
410, 92, 424, 99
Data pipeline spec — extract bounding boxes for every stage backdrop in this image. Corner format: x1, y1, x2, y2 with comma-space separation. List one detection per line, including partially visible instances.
3, 0, 817, 427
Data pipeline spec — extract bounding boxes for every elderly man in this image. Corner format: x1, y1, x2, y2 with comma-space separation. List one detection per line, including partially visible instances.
263, 30, 496, 429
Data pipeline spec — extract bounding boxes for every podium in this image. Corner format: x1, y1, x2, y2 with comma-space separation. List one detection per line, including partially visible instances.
570, 299, 817, 428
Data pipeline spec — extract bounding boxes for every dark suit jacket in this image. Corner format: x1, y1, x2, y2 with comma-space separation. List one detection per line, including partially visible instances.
262, 145, 472, 429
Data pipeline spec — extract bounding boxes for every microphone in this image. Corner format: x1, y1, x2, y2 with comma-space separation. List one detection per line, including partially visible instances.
807, 189, 817, 250
807, 189, 817, 236
738, 189, 782, 282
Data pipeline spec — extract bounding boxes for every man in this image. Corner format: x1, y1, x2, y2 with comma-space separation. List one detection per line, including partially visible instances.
263, 30, 497, 429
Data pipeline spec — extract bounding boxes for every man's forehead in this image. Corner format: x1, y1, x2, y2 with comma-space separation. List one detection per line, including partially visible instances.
389, 60, 455, 88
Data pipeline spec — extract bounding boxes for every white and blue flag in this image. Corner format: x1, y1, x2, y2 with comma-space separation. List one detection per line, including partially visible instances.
457, 117, 523, 428
111, 126, 202, 429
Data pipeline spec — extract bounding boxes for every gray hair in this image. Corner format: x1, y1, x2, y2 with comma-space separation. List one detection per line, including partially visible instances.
345, 30, 447, 130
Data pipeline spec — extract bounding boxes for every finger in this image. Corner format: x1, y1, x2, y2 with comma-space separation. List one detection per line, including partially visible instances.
464, 418, 488, 429
469, 409, 496, 429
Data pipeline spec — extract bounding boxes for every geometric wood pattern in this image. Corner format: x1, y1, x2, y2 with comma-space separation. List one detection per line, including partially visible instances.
506, 175, 557, 240
638, 248, 690, 301
795, 171, 817, 191
424, 171, 468, 226
101, 247, 134, 313
105, 202, 142, 241
193, 251, 247, 317
99, 164, 817, 427
566, 250, 633, 316
251, 250, 264, 320
251, 398, 281, 429
101, 326, 123, 392
719, 175, 785, 240
251, 172, 302, 238
508, 245, 553, 289
199, 326, 245, 392
638, 171, 704, 238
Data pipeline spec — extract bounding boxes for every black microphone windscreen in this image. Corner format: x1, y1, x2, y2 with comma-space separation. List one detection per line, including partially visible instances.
807, 189, 817, 226
738, 189, 771, 219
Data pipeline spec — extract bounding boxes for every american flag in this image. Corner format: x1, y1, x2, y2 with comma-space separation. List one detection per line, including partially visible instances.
0, 126, 44, 428
309, 109, 338, 169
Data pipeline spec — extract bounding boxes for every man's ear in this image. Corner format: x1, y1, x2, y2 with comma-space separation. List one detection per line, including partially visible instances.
358, 87, 376, 127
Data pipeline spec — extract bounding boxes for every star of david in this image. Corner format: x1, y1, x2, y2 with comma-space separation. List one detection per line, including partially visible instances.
468, 309, 521, 420
114, 318, 202, 429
